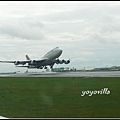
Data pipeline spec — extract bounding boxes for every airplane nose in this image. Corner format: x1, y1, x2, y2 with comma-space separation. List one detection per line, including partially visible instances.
59, 49, 62, 55
57, 49, 62, 56
56, 47, 62, 56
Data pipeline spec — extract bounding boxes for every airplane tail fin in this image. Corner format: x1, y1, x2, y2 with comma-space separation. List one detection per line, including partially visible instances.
26, 55, 31, 60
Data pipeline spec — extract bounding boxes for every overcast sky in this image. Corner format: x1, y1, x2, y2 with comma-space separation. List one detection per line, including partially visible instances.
0, 1, 120, 72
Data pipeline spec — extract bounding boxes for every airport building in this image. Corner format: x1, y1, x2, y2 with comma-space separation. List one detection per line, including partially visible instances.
51, 67, 70, 72
51, 67, 77, 72
92, 66, 120, 71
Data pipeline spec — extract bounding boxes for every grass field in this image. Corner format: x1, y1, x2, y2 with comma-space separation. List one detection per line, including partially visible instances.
0, 77, 120, 118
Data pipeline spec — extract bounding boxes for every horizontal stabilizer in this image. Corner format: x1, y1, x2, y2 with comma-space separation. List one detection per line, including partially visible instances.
16, 65, 29, 67
16, 65, 39, 69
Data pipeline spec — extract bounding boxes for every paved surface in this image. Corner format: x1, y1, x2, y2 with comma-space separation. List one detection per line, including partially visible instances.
1, 71, 120, 77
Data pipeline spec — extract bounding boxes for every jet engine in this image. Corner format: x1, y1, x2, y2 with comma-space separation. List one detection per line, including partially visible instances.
61, 59, 70, 64
56, 59, 63, 64
55, 59, 60, 64
37, 66, 43, 69
55, 59, 70, 64
65, 60, 70, 64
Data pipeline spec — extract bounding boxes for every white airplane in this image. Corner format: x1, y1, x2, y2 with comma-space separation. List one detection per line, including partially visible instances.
0, 47, 70, 69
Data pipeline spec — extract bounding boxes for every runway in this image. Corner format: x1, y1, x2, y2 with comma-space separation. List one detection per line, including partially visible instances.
1, 71, 120, 77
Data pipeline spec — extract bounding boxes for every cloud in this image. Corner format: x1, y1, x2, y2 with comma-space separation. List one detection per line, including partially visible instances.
1, 1, 120, 72
80, 51, 94, 56
0, 18, 44, 40
73, 57, 88, 62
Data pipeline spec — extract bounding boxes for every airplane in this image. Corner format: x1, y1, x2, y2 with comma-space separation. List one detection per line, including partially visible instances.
0, 47, 70, 69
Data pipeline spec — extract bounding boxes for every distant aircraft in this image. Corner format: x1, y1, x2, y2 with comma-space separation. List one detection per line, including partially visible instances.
0, 47, 70, 69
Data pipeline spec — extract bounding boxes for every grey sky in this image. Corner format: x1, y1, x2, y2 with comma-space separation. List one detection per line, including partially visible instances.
0, 1, 120, 72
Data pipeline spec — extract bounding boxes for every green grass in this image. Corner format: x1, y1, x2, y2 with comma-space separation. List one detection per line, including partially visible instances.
0, 77, 120, 118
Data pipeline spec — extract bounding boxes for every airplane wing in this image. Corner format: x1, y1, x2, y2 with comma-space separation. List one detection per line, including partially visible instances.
32, 59, 47, 63
16, 65, 30, 67
0, 60, 30, 63
16, 65, 39, 69
0, 58, 48, 64
0, 57, 48, 63
16, 59, 48, 68
0, 61, 16, 63
0, 60, 31, 65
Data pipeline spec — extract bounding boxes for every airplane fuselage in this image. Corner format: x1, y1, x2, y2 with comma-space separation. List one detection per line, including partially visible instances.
42, 47, 62, 64
28, 47, 63, 68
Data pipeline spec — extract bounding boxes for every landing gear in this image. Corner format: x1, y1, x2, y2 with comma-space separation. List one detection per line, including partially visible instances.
50, 65, 53, 69
37, 66, 43, 69
44, 66, 47, 69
